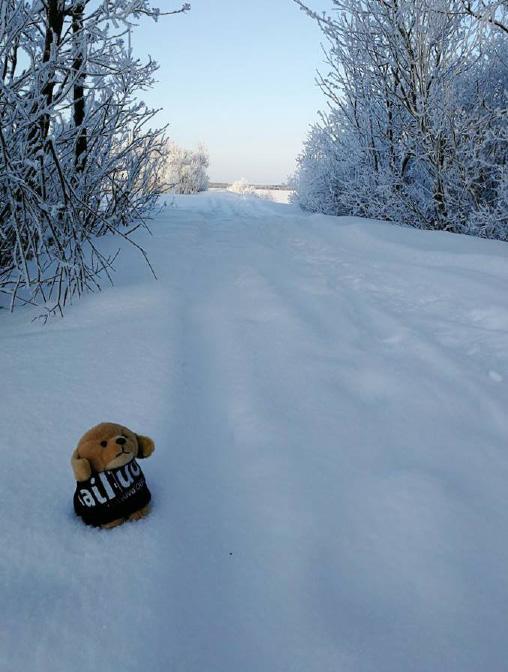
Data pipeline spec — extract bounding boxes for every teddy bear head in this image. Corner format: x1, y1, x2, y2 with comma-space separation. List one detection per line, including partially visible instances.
71, 422, 155, 482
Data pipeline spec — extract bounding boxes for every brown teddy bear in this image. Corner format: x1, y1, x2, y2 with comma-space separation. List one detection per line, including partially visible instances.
71, 422, 155, 528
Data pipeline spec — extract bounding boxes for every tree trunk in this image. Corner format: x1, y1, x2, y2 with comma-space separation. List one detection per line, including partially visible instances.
72, 3, 87, 172
26, 0, 64, 152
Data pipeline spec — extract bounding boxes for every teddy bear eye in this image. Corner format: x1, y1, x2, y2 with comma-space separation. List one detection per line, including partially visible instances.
100, 440, 107, 447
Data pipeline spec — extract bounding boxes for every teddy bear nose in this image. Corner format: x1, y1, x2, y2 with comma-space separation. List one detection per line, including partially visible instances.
116, 437, 127, 446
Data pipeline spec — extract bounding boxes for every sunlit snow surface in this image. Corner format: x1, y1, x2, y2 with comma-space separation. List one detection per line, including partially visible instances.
1, 191, 507, 672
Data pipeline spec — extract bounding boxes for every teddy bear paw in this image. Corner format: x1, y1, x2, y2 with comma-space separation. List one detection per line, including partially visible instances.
128, 505, 150, 522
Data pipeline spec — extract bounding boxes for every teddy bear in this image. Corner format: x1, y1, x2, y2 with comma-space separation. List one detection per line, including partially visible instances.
71, 422, 155, 528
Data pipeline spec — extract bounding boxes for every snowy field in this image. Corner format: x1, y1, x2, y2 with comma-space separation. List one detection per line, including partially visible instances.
1, 190, 507, 672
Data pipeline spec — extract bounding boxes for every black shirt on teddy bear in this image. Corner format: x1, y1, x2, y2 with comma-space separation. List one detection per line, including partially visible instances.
73, 458, 151, 527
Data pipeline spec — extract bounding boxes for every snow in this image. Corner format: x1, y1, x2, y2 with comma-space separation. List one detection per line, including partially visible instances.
254, 188, 293, 203
1, 191, 507, 672
225, 180, 293, 203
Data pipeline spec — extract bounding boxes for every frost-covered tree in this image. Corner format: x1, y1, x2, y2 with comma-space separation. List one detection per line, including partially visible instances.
166, 142, 209, 194
293, 0, 507, 240
0, 1, 190, 317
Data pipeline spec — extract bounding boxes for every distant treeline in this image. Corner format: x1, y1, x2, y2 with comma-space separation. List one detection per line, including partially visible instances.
209, 182, 289, 190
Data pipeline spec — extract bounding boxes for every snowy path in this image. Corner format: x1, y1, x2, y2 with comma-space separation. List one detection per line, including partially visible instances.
1, 192, 508, 672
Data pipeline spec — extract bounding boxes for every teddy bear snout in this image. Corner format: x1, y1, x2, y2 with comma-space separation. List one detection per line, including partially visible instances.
116, 437, 127, 445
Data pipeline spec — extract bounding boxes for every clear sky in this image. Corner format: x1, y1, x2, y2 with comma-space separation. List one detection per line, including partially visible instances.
135, 1, 329, 184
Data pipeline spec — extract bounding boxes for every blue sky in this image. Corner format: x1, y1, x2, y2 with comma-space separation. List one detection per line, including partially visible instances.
135, 1, 329, 184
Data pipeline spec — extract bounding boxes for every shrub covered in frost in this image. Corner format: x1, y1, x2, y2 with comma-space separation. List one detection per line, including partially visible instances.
0, 1, 190, 317
166, 143, 209, 194
294, 0, 508, 241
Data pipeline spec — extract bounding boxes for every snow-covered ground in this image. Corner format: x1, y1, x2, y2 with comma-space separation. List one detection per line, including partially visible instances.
1, 190, 507, 672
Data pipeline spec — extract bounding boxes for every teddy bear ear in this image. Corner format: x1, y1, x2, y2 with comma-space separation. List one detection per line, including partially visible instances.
136, 434, 155, 459
71, 448, 92, 482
